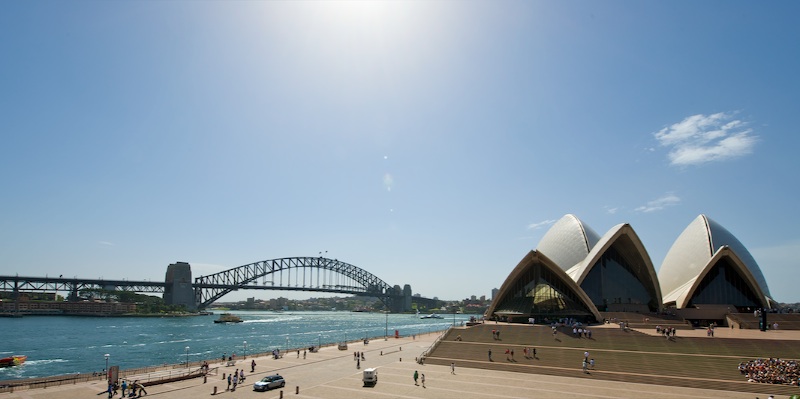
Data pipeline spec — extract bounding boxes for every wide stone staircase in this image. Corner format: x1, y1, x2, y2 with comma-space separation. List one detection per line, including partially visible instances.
423, 322, 800, 397
600, 311, 693, 330
729, 312, 800, 330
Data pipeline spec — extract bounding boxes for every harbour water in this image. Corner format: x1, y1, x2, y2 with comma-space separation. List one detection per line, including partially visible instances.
0, 311, 470, 380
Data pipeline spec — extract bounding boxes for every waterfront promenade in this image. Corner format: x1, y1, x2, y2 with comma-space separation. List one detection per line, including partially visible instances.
0, 327, 789, 399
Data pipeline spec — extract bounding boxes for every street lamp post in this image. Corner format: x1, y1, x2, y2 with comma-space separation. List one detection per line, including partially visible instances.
385, 311, 389, 340
185, 346, 189, 368
318, 334, 321, 348
104, 354, 110, 376
286, 337, 289, 353
243, 341, 247, 359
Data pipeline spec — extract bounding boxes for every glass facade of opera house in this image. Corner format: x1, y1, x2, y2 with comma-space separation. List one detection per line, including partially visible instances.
486, 214, 773, 322
582, 246, 656, 312
689, 259, 762, 309
500, 262, 596, 318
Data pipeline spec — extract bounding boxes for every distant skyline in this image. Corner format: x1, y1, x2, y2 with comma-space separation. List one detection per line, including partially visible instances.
2, 1, 799, 303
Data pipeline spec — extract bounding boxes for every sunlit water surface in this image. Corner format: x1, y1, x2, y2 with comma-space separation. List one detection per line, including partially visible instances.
1, 311, 470, 380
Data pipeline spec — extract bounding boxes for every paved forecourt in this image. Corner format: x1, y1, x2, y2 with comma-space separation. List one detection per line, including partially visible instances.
0, 328, 786, 399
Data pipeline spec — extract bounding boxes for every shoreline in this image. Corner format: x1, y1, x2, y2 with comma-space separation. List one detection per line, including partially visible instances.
0, 311, 207, 318
0, 327, 779, 399
0, 328, 449, 390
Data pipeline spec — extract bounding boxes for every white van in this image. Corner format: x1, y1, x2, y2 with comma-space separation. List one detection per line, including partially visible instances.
362, 368, 378, 386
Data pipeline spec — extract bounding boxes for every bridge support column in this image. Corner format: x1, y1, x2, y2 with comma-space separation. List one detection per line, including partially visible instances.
164, 262, 196, 311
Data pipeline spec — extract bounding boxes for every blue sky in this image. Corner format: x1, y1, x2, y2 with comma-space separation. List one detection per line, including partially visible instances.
2, 1, 799, 303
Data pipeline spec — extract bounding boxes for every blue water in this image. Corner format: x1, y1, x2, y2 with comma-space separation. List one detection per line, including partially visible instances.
0, 311, 469, 380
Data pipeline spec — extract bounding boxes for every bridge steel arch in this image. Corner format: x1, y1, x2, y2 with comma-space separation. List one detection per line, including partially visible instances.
194, 257, 400, 310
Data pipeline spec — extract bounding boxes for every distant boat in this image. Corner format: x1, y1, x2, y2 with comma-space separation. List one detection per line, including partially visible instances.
0, 355, 26, 368
420, 313, 444, 319
213, 313, 243, 323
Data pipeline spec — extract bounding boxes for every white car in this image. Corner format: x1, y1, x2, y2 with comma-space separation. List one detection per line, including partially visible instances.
253, 374, 285, 391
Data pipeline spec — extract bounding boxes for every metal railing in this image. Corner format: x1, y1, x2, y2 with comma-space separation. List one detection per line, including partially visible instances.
418, 326, 452, 364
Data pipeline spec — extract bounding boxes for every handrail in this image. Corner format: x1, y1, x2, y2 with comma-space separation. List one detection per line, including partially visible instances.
418, 326, 452, 364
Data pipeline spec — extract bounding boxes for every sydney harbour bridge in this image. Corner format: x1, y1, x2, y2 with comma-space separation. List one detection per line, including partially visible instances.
0, 257, 435, 312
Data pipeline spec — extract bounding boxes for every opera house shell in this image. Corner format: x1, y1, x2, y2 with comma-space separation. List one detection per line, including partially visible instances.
486, 214, 772, 322
659, 214, 773, 310
536, 214, 601, 271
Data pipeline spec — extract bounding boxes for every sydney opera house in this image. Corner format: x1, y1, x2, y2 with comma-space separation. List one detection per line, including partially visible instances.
486, 214, 775, 324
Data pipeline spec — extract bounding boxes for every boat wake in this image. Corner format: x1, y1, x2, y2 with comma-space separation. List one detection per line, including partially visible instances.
245, 315, 303, 324
26, 358, 69, 366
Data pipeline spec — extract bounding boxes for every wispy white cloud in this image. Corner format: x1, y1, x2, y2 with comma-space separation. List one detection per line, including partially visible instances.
605, 206, 619, 215
635, 194, 681, 213
98, 241, 116, 246
383, 173, 393, 191
527, 219, 556, 230
654, 112, 757, 166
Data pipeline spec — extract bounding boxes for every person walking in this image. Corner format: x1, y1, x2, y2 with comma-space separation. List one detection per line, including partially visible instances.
121, 380, 128, 397
134, 380, 147, 396
251, 359, 256, 372
232, 372, 238, 391
421, 373, 426, 388
451, 362, 455, 374
226, 374, 231, 391
488, 349, 492, 361
414, 370, 419, 385
533, 347, 537, 359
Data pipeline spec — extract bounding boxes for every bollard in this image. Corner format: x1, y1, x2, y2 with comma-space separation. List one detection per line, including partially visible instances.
213, 386, 217, 395
204, 375, 207, 384
279, 390, 284, 398
296, 386, 299, 394
222, 372, 226, 379
399, 357, 402, 362
380, 351, 383, 356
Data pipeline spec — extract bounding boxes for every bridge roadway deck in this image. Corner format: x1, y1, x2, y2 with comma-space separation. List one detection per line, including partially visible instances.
1, 326, 790, 399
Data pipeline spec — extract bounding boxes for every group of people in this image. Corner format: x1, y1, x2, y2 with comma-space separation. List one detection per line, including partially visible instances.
225, 368, 246, 391
107, 379, 146, 398
572, 327, 592, 338
522, 347, 537, 359
354, 351, 365, 368
413, 370, 426, 387
581, 351, 595, 374
655, 325, 678, 338
739, 357, 799, 386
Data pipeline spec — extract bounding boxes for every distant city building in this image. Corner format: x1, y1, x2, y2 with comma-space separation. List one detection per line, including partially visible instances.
1, 299, 136, 314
